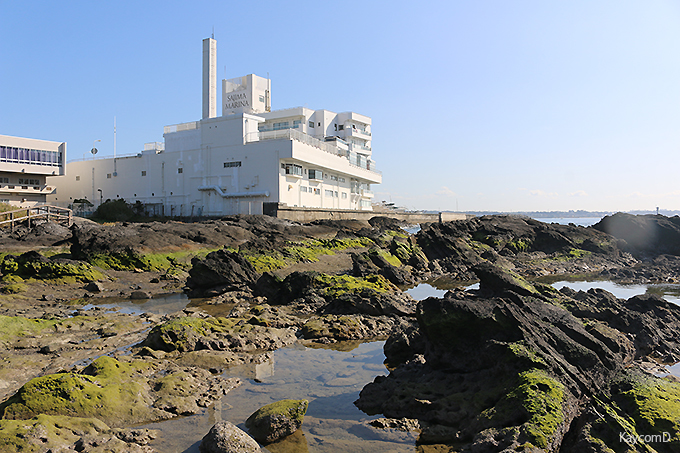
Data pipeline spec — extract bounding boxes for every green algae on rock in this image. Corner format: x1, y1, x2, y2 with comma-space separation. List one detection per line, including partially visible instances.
142, 315, 297, 353
613, 373, 680, 450
245, 399, 308, 443
0, 252, 105, 283
0, 414, 111, 452
0, 356, 158, 427
0, 355, 240, 428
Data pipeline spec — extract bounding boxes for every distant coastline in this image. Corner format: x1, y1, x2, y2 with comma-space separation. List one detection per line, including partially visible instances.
436, 209, 680, 218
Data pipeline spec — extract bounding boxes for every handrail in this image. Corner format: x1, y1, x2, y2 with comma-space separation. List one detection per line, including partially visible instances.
247, 129, 382, 175
0, 205, 73, 232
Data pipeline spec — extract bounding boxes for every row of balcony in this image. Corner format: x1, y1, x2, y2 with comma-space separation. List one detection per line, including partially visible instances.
252, 129, 381, 175
0, 184, 54, 194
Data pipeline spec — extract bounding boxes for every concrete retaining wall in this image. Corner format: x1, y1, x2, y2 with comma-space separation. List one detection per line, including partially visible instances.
263, 203, 471, 224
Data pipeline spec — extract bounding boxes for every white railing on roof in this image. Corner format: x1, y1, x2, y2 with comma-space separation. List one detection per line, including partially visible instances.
67, 152, 141, 163
144, 142, 165, 151
253, 129, 342, 156
164, 121, 200, 134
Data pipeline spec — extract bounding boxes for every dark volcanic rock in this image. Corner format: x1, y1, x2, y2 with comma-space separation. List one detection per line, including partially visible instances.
355, 264, 680, 451
186, 249, 260, 294
256, 270, 416, 317
593, 212, 680, 257
414, 215, 623, 282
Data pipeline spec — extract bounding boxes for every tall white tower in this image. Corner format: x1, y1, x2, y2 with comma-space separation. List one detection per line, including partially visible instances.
202, 37, 217, 119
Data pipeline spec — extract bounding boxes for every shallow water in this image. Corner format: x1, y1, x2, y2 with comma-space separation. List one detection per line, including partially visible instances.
552, 280, 680, 306
404, 283, 447, 300
534, 217, 602, 227
80, 292, 193, 315
139, 341, 417, 452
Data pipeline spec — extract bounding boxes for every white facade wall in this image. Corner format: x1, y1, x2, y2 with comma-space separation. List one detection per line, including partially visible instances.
0, 134, 65, 207
48, 112, 381, 215
46, 37, 380, 216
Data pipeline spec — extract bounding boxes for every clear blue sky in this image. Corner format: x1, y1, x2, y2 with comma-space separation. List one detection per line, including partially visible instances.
2, 1, 680, 213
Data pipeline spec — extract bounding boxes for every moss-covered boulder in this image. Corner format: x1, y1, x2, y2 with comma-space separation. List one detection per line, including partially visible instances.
0, 356, 240, 428
142, 315, 297, 353
245, 399, 308, 444
0, 356, 159, 427
0, 414, 157, 452
0, 251, 105, 283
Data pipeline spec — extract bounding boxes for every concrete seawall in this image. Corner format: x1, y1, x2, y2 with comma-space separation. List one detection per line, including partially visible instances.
263, 203, 471, 224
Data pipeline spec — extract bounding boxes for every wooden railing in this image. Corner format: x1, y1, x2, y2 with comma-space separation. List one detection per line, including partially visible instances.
0, 205, 73, 232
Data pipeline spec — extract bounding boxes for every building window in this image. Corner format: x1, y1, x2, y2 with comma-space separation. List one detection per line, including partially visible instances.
338, 125, 344, 131
273, 121, 289, 131
334, 191, 338, 197
0, 145, 62, 166
309, 169, 322, 180
284, 163, 302, 177
0, 178, 8, 184
308, 121, 314, 128
339, 177, 346, 183
18, 178, 39, 185
330, 175, 338, 181
342, 192, 347, 199
224, 161, 242, 168
141, 171, 146, 176
313, 188, 320, 195
318, 122, 321, 126
178, 168, 183, 174
75, 176, 80, 181
324, 189, 334, 197
107, 173, 112, 179
259, 95, 265, 102
300, 186, 308, 193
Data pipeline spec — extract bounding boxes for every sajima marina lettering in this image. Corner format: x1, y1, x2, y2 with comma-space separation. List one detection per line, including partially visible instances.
225, 92, 250, 109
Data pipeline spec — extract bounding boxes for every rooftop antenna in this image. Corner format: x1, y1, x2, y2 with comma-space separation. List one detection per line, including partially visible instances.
266, 72, 271, 112
113, 116, 117, 176
212, 27, 214, 39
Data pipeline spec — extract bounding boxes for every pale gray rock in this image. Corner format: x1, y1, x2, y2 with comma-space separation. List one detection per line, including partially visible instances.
199, 421, 261, 453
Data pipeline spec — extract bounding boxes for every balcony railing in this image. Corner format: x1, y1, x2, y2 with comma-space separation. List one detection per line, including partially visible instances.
246, 128, 381, 176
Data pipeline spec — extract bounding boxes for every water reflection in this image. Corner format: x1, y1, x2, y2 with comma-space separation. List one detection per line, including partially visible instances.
80, 292, 193, 315
405, 283, 447, 300
141, 341, 417, 453
552, 280, 680, 306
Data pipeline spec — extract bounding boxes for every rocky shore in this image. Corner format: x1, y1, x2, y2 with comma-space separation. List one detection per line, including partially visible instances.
0, 213, 678, 452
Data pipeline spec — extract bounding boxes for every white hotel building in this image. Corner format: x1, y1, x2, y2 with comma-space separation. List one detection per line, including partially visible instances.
48, 38, 381, 216
0, 134, 65, 207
